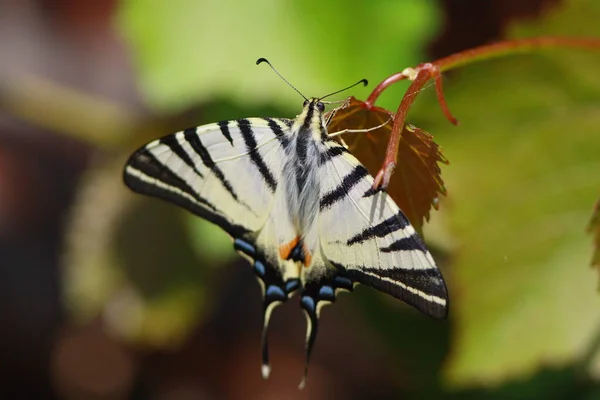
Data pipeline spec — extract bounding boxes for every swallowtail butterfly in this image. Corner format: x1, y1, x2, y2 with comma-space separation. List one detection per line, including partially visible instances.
123, 59, 449, 388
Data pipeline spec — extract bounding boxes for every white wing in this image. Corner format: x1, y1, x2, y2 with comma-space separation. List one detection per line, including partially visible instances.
292, 140, 449, 388
316, 141, 448, 319
124, 117, 292, 238
123, 116, 300, 379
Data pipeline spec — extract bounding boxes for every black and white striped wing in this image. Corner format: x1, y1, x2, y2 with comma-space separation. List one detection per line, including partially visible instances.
125, 117, 303, 380
317, 141, 449, 319
124, 118, 292, 239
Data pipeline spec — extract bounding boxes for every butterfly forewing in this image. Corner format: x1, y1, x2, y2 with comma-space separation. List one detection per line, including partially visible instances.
317, 141, 448, 319
124, 117, 304, 375
124, 118, 291, 236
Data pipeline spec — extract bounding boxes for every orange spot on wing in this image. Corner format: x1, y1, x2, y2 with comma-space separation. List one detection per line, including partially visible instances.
279, 236, 299, 260
278, 236, 313, 267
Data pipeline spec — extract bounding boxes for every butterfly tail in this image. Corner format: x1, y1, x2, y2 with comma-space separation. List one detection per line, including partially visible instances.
298, 272, 354, 389
299, 293, 319, 389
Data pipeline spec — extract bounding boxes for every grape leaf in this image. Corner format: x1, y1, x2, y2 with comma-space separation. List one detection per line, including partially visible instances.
399, 0, 600, 387
326, 96, 448, 231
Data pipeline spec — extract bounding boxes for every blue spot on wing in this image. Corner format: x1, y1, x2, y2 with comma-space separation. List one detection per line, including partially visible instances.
319, 285, 335, 300
234, 238, 256, 257
254, 260, 266, 277
301, 296, 316, 313
333, 276, 353, 290
266, 285, 286, 301
286, 279, 300, 294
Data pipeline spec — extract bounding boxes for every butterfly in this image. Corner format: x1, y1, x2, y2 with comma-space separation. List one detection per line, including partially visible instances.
123, 59, 449, 388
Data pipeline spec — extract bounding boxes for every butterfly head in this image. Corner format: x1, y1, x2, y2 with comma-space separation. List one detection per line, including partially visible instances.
303, 98, 326, 113
293, 98, 328, 138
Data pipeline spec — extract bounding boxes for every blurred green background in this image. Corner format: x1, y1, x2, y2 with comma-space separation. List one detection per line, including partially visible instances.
1, 0, 600, 398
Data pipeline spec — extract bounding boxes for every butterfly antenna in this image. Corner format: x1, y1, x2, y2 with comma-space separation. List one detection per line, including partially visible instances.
256, 58, 308, 101
319, 78, 368, 101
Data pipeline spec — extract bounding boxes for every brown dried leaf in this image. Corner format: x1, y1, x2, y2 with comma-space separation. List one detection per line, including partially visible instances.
588, 197, 600, 269
326, 96, 448, 231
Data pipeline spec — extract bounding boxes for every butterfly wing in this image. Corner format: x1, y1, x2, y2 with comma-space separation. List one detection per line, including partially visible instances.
294, 140, 449, 385
317, 140, 448, 316
124, 117, 299, 375
124, 118, 292, 236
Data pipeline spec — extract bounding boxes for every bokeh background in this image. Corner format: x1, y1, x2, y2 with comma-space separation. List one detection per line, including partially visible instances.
2, 0, 600, 398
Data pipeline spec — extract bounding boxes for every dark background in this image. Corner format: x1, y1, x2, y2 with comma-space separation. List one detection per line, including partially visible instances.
2, 0, 599, 399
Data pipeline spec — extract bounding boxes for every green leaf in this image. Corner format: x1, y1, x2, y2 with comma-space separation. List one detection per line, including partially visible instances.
404, 0, 600, 387
116, 0, 441, 112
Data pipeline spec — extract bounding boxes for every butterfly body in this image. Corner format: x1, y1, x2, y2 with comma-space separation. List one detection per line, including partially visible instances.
124, 97, 448, 387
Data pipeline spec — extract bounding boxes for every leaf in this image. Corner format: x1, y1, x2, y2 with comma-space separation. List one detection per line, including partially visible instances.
397, 0, 600, 387
326, 96, 448, 231
116, 0, 441, 112
439, 63, 600, 385
588, 197, 600, 269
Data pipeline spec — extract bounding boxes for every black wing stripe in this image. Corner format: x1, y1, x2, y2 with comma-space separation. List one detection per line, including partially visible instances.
237, 119, 278, 192
217, 120, 234, 145
319, 144, 350, 166
380, 236, 427, 253
362, 186, 384, 198
124, 152, 249, 238
278, 118, 293, 128
328, 260, 447, 319
346, 211, 410, 246
183, 127, 240, 202
126, 150, 208, 207
264, 118, 290, 148
320, 165, 370, 210
359, 267, 447, 299
158, 136, 204, 178
346, 268, 447, 319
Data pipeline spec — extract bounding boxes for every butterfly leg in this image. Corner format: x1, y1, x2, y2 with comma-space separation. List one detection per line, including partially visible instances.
327, 115, 393, 138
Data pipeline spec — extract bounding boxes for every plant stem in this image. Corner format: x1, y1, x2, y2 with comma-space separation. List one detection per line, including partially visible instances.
368, 36, 600, 189
367, 37, 600, 107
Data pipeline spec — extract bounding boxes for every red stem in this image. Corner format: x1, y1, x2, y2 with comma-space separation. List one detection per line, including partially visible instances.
381, 70, 431, 175
368, 37, 600, 107
370, 36, 600, 189
364, 71, 409, 108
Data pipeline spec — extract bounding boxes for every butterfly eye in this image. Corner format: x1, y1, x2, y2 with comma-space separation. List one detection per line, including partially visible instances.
303, 100, 309, 107
317, 102, 325, 112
